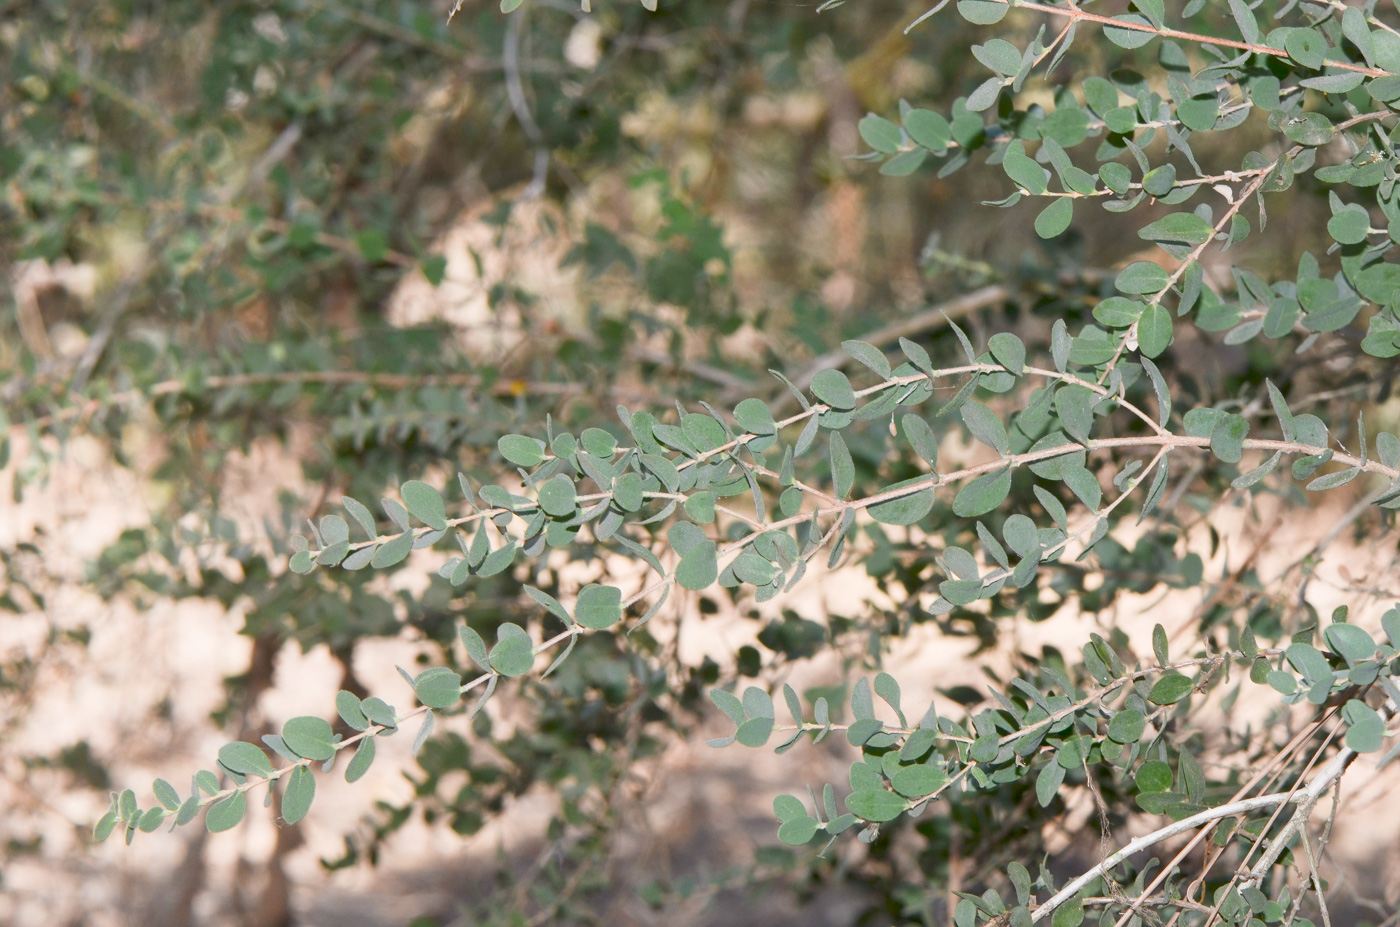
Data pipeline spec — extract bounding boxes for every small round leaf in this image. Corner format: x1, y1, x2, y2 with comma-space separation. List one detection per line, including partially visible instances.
575, 583, 624, 630
1147, 673, 1193, 705
1035, 197, 1074, 239
490, 624, 535, 677
205, 791, 248, 833
413, 666, 463, 709
846, 788, 909, 823
282, 716, 336, 761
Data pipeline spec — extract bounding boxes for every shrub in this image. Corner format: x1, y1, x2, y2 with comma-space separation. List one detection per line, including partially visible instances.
10, 0, 1400, 924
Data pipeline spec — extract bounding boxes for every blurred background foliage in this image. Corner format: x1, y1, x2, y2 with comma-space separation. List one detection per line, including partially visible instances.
3, 1, 1396, 926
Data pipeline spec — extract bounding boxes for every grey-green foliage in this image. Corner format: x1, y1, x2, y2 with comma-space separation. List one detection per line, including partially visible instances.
96, 1, 1400, 924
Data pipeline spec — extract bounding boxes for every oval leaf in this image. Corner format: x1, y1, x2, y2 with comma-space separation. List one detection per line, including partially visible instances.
414, 666, 463, 709
846, 788, 909, 823
952, 467, 1011, 517
490, 624, 535, 677
218, 741, 272, 779
282, 716, 336, 761
401, 480, 447, 531
281, 764, 315, 824
575, 583, 624, 630
1147, 673, 1193, 705
205, 791, 248, 833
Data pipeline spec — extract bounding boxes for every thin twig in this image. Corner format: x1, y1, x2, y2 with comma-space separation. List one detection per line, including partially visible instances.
1032, 730, 1367, 924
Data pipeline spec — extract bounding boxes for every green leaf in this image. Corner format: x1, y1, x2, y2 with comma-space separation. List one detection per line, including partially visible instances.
1051, 896, 1085, 927
1093, 296, 1143, 329
736, 716, 775, 747
774, 793, 806, 822
710, 687, 746, 726
414, 666, 463, 709
339, 497, 377, 540
343, 735, 376, 782
891, 763, 950, 798
858, 114, 903, 154
458, 626, 490, 670
1341, 699, 1385, 752
1136, 759, 1172, 793
1036, 761, 1064, 807
1328, 205, 1371, 246
1285, 27, 1328, 69
953, 467, 1011, 517
94, 809, 118, 842
901, 414, 939, 466
904, 109, 952, 151
811, 369, 857, 410
734, 398, 777, 436
1229, 0, 1259, 42
354, 228, 387, 263
1108, 709, 1146, 743
282, 716, 336, 761
575, 583, 624, 630
842, 339, 892, 378
401, 480, 447, 531
218, 742, 273, 779
957, 0, 1007, 24
961, 401, 1008, 454
523, 585, 573, 627
1116, 261, 1169, 295
868, 479, 935, 525
1099, 162, 1131, 194
421, 254, 447, 286
1147, 673, 1193, 705
1209, 414, 1249, 464
1104, 12, 1154, 48
499, 434, 546, 467
1325, 623, 1376, 665
777, 815, 820, 845
940, 577, 982, 606
613, 472, 644, 511
829, 432, 854, 500
1282, 112, 1335, 146
1286, 643, 1332, 684
846, 788, 909, 823
1002, 140, 1048, 195
1035, 197, 1074, 239
538, 475, 577, 518
281, 765, 315, 824
988, 333, 1026, 376
336, 691, 369, 732
1152, 623, 1169, 665
205, 791, 247, 833
1233, 451, 1282, 489
490, 624, 535, 677
1343, 6, 1376, 66
1306, 467, 1362, 491
1176, 96, 1217, 132
676, 539, 718, 590
319, 515, 349, 546
370, 532, 413, 569
153, 778, 181, 811
684, 491, 717, 524
973, 38, 1022, 76
1054, 386, 1094, 445
1139, 212, 1213, 246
